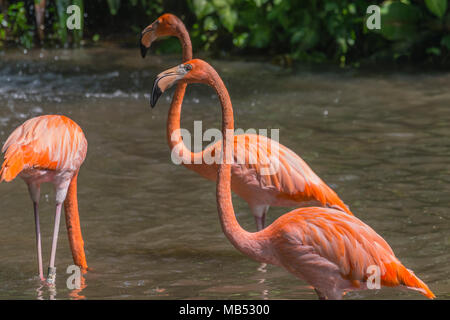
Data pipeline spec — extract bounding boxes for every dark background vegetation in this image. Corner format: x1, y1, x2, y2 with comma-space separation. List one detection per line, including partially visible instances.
0, 0, 449, 67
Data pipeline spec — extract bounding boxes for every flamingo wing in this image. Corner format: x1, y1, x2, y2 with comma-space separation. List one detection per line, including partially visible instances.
1, 115, 87, 181
231, 134, 352, 215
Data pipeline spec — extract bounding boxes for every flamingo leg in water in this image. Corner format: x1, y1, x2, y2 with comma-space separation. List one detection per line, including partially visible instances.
27, 183, 44, 281
47, 203, 63, 284
33, 202, 44, 281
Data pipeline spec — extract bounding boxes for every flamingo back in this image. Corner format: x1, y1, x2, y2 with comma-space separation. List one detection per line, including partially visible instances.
232, 134, 353, 215
0, 115, 87, 182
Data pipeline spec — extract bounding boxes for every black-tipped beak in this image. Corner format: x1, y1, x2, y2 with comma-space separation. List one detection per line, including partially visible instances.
140, 43, 148, 58
140, 27, 154, 58
149, 65, 184, 108
140, 35, 148, 58
150, 78, 162, 108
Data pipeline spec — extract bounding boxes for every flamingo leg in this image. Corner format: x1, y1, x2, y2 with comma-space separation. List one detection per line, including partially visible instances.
251, 205, 270, 231
46, 202, 63, 284
262, 206, 269, 229
27, 183, 44, 281
254, 217, 263, 232
33, 202, 45, 281
314, 288, 328, 300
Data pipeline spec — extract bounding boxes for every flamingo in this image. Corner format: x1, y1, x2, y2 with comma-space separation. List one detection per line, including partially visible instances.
150, 59, 435, 299
141, 13, 354, 231
0, 115, 88, 283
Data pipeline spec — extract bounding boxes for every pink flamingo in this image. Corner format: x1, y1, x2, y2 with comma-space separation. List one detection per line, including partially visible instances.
1, 115, 88, 283
150, 59, 435, 299
141, 13, 353, 231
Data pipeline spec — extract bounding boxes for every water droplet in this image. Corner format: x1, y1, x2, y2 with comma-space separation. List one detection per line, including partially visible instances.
32, 106, 43, 114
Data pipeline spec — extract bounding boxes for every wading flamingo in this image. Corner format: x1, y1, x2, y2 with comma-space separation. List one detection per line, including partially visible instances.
0, 115, 88, 283
151, 59, 435, 299
141, 13, 353, 231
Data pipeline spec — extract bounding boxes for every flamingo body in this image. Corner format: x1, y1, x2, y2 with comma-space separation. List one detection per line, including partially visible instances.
1, 115, 88, 282
261, 207, 434, 299
1, 115, 87, 181
183, 134, 350, 212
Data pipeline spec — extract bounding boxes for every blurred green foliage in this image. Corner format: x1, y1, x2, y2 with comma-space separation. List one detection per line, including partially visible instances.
186, 0, 450, 65
0, 0, 449, 66
1, 1, 33, 48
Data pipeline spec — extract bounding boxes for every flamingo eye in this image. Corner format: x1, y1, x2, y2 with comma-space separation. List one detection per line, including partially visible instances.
185, 64, 192, 71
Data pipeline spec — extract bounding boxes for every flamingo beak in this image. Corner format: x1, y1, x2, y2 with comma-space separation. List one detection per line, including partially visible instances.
150, 79, 164, 108
140, 23, 158, 58
150, 65, 183, 108
140, 38, 149, 58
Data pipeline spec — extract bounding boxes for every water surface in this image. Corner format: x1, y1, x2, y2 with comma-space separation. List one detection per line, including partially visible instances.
0, 47, 448, 299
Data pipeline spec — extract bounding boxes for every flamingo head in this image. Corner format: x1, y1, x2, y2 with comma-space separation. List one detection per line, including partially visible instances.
140, 13, 183, 58
150, 59, 214, 108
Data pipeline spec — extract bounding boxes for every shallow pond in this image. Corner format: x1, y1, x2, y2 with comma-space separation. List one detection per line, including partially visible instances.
0, 46, 448, 299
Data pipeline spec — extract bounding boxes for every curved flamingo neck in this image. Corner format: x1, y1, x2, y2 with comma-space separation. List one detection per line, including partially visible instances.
176, 22, 192, 62
166, 22, 204, 171
63, 171, 88, 270
209, 70, 269, 263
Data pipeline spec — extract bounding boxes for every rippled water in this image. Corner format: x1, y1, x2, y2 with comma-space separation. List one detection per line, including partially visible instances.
0, 46, 448, 300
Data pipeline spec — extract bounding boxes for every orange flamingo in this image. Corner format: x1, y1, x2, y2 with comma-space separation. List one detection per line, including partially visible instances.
0, 115, 88, 283
151, 59, 435, 299
141, 14, 353, 231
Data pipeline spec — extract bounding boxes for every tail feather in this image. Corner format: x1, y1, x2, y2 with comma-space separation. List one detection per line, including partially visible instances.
399, 266, 435, 299
383, 261, 435, 299
0, 146, 25, 182
323, 186, 354, 216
